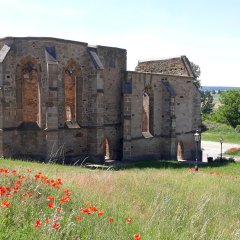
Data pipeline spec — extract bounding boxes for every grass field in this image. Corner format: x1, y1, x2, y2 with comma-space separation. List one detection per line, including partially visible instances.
0, 159, 240, 239
201, 120, 240, 143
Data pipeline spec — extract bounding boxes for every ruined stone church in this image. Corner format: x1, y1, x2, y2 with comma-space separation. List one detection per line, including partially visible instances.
0, 37, 201, 163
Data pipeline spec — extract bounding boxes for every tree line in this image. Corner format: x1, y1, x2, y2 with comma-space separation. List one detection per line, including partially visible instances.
191, 62, 240, 130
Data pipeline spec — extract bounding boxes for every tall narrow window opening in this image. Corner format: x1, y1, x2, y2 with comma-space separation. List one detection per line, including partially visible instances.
103, 138, 110, 160
64, 69, 76, 122
17, 60, 41, 126
142, 89, 154, 138
142, 92, 150, 133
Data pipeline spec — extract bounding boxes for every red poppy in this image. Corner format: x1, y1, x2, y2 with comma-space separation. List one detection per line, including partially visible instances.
126, 218, 133, 223
47, 196, 54, 201
1, 200, 10, 208
80, 208, 92, 215
45, 218, 50, 224
53, 222, 60, 230
75, 216, 83, 222
98, 209, 104, 217
34, 220, 41, 228
133, 234, 141, 240
48, 203, 55, 209
60, 196, 70, 204
57, 207, 62, 213
89, 205, 98, 212
108, 217, 114, 223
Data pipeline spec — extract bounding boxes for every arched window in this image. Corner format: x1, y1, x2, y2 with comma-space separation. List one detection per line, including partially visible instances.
142, 88, 154, 138
142, 92, 150, 133
64, 69, 76, 122
16, 58, 41, 127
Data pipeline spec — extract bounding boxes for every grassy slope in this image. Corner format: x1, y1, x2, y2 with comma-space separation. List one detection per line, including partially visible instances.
0, 159, 240, 240
201, 120, 240, 143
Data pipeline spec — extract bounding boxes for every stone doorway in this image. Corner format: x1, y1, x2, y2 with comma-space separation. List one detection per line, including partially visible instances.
177, 141, 184, 161
103, 138, 110, 160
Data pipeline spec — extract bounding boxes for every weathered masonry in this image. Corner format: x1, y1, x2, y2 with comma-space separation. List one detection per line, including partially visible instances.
0, 37, 201, 163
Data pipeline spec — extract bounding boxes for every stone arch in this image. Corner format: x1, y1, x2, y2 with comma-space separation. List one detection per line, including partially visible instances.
177, 141, 184, 161
16, 56, 42, 127
64, 59, 82, 123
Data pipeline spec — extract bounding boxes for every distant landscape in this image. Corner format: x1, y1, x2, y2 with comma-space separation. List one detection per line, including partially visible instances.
202, 86, 240, 91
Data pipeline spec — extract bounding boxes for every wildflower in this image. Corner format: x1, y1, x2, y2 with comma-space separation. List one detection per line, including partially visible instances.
48, 203, 55, 209
35, 174, 41, 179
84, 201, 90, 206
98, 209, 104, 217
108, 217, 114, 223
1, 200, 10, 208
60, 196, 69, 204
53, 222, 60, 230
47, 196, 54, 201
126, 218, 133, 223
34, 220, 41, 228
45, 218, 50, 224
75, 216, 83, 222
80, 208, 92, 215
133, 234, 141, 240
89, 205, 98, 212
57, 207, 62, 213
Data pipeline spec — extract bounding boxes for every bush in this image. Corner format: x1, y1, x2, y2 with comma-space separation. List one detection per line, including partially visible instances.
235, 125, 240, 133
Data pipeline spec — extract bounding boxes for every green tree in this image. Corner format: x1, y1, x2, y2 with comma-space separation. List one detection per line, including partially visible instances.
214, 90, 240, 128
201, 91, 214, 117
190, 62, 201, 89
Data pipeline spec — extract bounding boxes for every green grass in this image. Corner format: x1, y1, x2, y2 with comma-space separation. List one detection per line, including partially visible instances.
0, 159, 240, 239
224, 148, 240, 156
201, 120, 240, 143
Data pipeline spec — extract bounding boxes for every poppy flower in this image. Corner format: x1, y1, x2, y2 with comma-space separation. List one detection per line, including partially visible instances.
34, 220, 41, 228
108, 217, 114, 223
1, 200, 10, 208
98, 209, 104, 217
57, 207, 62, 213
89, 205, 98, 212
53, 222, 60, 230
60, 196, 69, 204
75, 216, 83, 222
126, 218, 133, 223
84, 201, 90, 206
48, 203, 55, 209
133, 234, 141, 240
47, 196, 54, 201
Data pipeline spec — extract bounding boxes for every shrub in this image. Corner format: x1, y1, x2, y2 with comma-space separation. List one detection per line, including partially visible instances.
235, 125, 240, 133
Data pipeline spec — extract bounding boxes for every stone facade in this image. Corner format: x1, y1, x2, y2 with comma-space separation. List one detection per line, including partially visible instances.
0, 37, 201, 163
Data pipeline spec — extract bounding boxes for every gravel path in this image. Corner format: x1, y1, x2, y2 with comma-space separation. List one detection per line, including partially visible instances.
201, 140, 240, 162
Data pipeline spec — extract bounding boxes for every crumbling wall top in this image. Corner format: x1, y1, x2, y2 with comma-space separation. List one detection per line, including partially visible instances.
135, 56, 195, 77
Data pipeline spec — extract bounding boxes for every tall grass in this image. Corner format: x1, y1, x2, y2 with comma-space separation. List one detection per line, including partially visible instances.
202, 120, 240, 143
0, 159, 240, 239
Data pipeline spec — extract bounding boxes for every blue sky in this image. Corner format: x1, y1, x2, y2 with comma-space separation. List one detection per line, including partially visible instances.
0, 0, 240, 86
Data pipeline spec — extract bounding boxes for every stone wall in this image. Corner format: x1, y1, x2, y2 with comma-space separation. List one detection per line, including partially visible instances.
135, 56, 195, 77
123, 71, 201, 161
0, 37, 126, 162
0, 37, 201, 163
